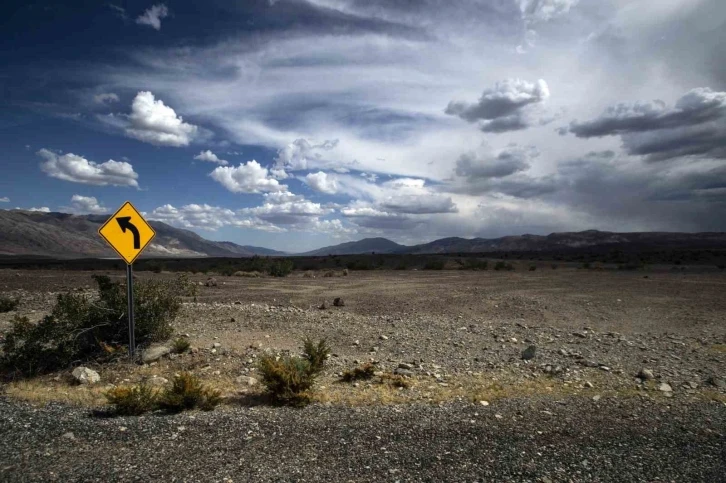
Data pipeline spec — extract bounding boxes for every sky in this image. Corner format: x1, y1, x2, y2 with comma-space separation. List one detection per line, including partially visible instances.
1, 0, 725, 252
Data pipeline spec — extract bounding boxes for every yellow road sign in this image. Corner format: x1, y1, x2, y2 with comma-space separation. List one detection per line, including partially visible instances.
98, 201, 156, 265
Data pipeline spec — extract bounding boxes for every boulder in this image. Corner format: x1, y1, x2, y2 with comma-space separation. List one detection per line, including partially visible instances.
205, 277, 218, 287
521, 345, 536, 360
333, 297, 345, 307
141, 345, 171, 363
638, 368, 655, 380
71, 367, 100, 385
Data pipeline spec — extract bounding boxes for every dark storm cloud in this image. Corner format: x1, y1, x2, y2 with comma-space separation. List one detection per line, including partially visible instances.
455, 146, 535, 179
569, 88, 726, 137
622, 121, 726, 162
380, 194, 458, 214
446, 79, 550, 123
478, 114, 529, 133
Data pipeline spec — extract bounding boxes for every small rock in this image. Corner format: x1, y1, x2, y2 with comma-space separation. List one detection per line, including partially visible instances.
394, 368, 414, 377
146, 377, 169, 387
592, 395, 601, 402
580, 360, 599, 368
379, 335, 389, 340
706, 376, 726, 389
599, 366, 611, 372
370, 346, 379, 353
71, 367, 100, 385
583, 381, 594, 388
353, 340, 360, 346
479, 400, 490, 406
658, 383, 673, 392
213, 342, 222, 349
61, 432, 76, 440
333, 297, 345, 307
319, 301, 328, 310
398, 363, 414, 370
236, 376, 258, 386
205, 277, 218, 287
141, 345, 171, 363
573, 332, 588, 339
495, 414, 503, 419
638, 368, 655, 380
521, 345, 536, 360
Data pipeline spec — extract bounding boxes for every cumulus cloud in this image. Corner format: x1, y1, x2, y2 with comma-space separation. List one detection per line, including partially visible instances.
194, 150, 228, 165
93, 93, 120, 105
37, 149, 139, 187
569, 87, 726, 161
445, 79, 550, 133
150, 203, 283, 231
0, 197, 8, 202
125, 91, 198, 147
456, 145, 537, 179
136, 4, 169, 30
274, 138, 339, 171
65, 195, 108, 214
18, 206, 51, 213
520, 0, 580, 24
210, 161, 287, 193
304, 171, 338, 194
240, 192, 334, 225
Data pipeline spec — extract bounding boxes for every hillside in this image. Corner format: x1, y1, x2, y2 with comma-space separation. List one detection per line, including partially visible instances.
0, 210, 285, 258
301, 237, 406, 256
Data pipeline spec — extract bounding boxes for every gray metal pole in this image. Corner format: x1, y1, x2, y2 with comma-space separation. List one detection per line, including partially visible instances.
126, 263, 135, 359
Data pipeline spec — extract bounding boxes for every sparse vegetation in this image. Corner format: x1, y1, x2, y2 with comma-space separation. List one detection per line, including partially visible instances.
0, 274, 194, 377
494, 261, 514, 271
461, 259, 488, 271
379, 373, 410, 389
267, 259, 294, 277
0, 295, 19, 313
158, 372, 222, 412
234, 270, 261, 278
105, 384, 159, 416
423, 259, 445, 270
529, 265, 537, 271
340, 363, 376, 382
257, 338, 329, 404
172, 337, 191, 354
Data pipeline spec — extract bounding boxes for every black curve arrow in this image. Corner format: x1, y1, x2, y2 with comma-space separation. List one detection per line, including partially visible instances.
116, 217, 140, 249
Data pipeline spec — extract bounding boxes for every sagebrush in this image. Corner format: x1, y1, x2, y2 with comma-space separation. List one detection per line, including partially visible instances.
0, 274, 195, 377
105, 384, 159, 416
257, 338, 329, 403
158, 372, 222, 412
340, 363, 376, 382
0, 296, 19, 313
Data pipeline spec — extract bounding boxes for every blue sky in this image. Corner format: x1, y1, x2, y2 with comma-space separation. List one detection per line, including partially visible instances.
1, 0, 725, 252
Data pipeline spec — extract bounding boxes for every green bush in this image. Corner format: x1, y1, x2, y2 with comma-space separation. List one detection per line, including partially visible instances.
0, 296, 19, 313
0, 274, 194, 377
268, 259, 294, 277
529, 265, 537, 271
257, 338, 329, 404
494, 261, 514, 271
105, 383, 159, 416
172, 337, 191, 354
461, 259, 488, 271
158, 372, 222, 412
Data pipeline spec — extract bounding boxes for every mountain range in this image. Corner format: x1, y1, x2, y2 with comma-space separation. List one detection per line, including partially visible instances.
2, 209, 726, 258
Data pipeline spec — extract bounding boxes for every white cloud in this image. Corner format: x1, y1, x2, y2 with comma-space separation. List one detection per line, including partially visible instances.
520, 0, 580, 24
65, 195, 108, 214
210, 160, 287, 193
240, 192, 334, 224
0, 197, 8, 202
126, 91, 198, 147
18, 206, 51, 213
304, 171, 338, 194
37, 149, 139, 187
135, 4, 169, 30
274, 138, 339, 171
194, 150, 228, 165
93, 93, 120, 105
149, 203, 284, 232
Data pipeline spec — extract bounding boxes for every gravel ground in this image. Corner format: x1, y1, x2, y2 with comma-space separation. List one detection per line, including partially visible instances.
1, 268, 725, 482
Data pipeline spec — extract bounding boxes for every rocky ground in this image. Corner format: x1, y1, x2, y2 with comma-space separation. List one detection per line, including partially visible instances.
1, 268, 725, 482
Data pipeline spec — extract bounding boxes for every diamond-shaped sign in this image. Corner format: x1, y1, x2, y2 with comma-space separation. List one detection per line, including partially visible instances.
98, 201, 156, 265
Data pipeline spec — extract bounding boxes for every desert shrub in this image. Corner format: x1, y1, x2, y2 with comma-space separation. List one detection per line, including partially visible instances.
172, 337, 191, 354
0, 274, 193, 377
715, 264, 725, 270
158, 372, 222, 412
268, 259, 294, 277
494, 261, 514, 271
303, 337, 330, 373
461, 259, 488, 271
551, 264, 558, 270
340, 363, 376, 382
303, 271, 316, 278
234, 271, 261, 278
105, 383, 159, 416
581, 262, 591, 269
342, 268, 349, 276
423, 259, 445, 270
0, 296, 19, 313
257, 338, 329, 403
323, 271, 336, 278
380, 373, 410, 388
529, 265, 537, 271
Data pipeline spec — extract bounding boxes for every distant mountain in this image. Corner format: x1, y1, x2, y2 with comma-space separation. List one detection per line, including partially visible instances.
301, 237, 406, 256
0, 210, 286, 258
300, 230, 726, 256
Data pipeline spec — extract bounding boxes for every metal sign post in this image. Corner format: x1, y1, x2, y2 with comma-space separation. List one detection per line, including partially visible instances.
98, 201, 155, 361
126, 264, 135, 358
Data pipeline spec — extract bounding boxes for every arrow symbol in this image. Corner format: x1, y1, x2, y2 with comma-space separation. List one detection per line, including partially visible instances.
116, 217, 140, 249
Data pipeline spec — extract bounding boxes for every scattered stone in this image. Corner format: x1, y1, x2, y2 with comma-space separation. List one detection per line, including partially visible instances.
658, 383, 673, 392
521, 345, 536, 360
141, 345, 171, 363
638, 368, 655, 380
61, 432, 75, 441
599, 366, 611, 372
319, 301, 328, 310
213, 342, 222, 349
353, 340, 360, 346
495, 414, 503, 419
394, 368, 414, 377
592, 395, 601, 402
370, 346, 379, 353
479, 400, 490, 406
379, 335, 389, 340
398, 362, 414, 370
558, 349, 569, 356
71, 367, 100, 385
580, 360, 599, 368
146, 377, 169, 387
205, 277, 218, 287
333, 297, 345, 307
583, 381, 594, 388
236, 376, 258, 386
573, 332, 588, 338
706, 376, 726, 389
